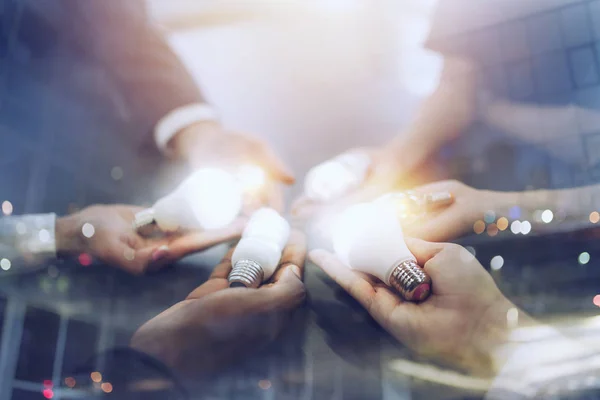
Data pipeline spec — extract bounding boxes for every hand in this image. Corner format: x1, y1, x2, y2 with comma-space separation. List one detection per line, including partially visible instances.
130, 231, 307, 376
291, 146, 400, 220
56, 205, 245, 275
310, 239, 526, 376
404, 180, 518, 242
169, 121, 295, 211
291, 144, 440, 222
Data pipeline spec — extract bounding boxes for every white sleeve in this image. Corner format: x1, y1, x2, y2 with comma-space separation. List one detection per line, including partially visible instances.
154, 103, 219, 153
0, 213, 57, 270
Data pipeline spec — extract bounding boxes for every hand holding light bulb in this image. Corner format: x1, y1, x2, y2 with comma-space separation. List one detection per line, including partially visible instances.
228, 207, 291, 288
131, 231, 307, 377
168, 122, 294, 211
331, 201, 431, 302
310, 239, 529, 376
134, 167, 265, 233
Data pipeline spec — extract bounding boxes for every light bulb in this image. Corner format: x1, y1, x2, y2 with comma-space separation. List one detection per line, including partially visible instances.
304, 151, 371, 202
332, 202, 431, 302
133, 168, 242, 232
228, 208, 290, 288
373, 190, 454, 224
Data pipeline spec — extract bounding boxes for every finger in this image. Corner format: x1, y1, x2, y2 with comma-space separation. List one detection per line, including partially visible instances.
271, 230, 307, 282
261, 266, 307, 310
259, 146, 295, 185
185, 246, 236, 299
210, 246, 236, 280
404, 238, 446, 266
408, 210, 470, 242
165, 218, 246, 258
309, 249, 379, 315
409, 180, 457, 196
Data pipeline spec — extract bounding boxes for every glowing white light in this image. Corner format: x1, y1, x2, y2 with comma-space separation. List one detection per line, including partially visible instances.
237, 164, 266, 193
520, 221, 532, 235
579, 252, 591, 265
1, 201, 13, 216
332, 202, 415, 285
81, 223, 95, 238
490, 255, 504, 271
151, 168, 242, 232
0, 258, 10, 271
510, 220, 521, 234
541, 209, 553, 224
506, 307, 519, 329
304, 152, 371, 202
38, 229, 51, 243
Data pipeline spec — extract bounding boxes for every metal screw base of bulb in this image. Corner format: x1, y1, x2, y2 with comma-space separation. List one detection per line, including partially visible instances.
228, 259, 264, 289
390, 260, 431, 302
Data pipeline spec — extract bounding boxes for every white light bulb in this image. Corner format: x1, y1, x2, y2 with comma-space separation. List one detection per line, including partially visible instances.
135, 168, 242, 232
304, 151, 371, 201
228, 208, 290, 288
332, 202, 431, 301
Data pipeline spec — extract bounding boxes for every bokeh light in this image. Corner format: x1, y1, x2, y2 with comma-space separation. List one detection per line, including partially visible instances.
520, 221, 532, 235
258, 380, 272, 390
486, 223, 498, 237
2, 200, 13, 216
101, 382, 113, 393
38, 229, 51, 243
473, 220, 485, 234
78, 253, 92, 266
509, 206, 521, 219
590, 211, 600, 224
90, 372, 102, 383
578, 252, 590, 265
541, 209, 553, 224
82, 223, 95, 238
64, 377, 76, 388
510, 220, 521, 234
490, 255, 504, 271
497, 217, 509, 231
110, 166, 124, 181
0, 258, 11, 271
483, 210, 496, 224
593, 295, 600, 307
42, 389, 53, 399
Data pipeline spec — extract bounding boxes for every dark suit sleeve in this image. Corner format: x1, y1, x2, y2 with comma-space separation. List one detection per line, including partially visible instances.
73, 0, 205, 148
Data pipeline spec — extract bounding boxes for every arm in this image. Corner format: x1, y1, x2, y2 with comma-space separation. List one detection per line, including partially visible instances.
381, 56, 479, 172
71, 0, 214, 151
311, 240, 600, 398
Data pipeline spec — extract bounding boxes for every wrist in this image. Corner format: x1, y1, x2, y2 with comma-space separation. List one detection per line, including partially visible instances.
167, 120, 222, 162
55, 215, 84, 256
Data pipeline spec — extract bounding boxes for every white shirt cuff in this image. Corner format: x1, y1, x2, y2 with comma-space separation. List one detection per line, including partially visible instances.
154, 103, 219, 153
0, 213, 57, 268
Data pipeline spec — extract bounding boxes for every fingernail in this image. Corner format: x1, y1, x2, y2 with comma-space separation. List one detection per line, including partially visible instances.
152, 245, 169, 261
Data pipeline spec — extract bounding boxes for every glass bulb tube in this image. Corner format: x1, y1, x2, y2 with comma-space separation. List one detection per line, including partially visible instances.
304, 151, 371, 202
332, 202, 431, 301
228, 208, 290, 288
134, 168, 243, 232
